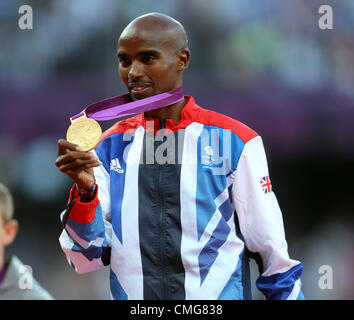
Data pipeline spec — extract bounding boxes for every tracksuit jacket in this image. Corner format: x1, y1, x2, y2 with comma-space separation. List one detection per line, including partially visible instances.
59, 95, 304, 300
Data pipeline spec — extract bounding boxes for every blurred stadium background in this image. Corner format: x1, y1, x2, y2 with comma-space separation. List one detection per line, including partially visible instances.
0, 0, 353, 299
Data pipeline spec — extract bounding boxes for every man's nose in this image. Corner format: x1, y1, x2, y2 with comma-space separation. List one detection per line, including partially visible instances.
128, 61, 144, 80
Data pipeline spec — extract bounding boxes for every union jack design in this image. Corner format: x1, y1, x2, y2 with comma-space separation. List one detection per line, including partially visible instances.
260, 176, 272, 194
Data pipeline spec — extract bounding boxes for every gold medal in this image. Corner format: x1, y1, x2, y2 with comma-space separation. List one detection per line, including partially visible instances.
66, 113, 102, 152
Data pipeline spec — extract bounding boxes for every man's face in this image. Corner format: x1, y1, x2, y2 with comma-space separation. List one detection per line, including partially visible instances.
0, 214, 5, 266
117, 31, 181, 100
0, 213, 18, 267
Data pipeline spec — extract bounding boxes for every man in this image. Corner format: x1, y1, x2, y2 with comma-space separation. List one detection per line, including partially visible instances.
0, 183, 53, 299
56, 13, 304, 300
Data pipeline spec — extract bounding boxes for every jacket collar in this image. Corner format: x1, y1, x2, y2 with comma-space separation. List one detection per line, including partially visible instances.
140, 95, 199, 133
0, 256, 22, 291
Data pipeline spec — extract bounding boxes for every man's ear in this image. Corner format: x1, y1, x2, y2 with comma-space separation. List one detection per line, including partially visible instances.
2, 219, 19, 247
177, 48, 191, 71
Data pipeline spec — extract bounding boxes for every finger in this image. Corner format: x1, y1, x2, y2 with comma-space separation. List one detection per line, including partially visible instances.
57, 139, 81, 156
69, 162, 102, 174
59, 159, 102, 172
64, 162, 102, 181
55, 151, 97, 167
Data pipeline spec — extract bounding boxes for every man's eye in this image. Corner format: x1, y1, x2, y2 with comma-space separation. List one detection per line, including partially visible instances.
142, 55, 155, 64
119, 58, 130, 67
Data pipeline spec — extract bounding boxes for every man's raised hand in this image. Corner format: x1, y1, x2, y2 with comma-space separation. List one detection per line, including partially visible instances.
55, 139, 101, 190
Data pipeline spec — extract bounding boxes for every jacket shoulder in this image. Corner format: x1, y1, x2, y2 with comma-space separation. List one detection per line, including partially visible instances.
195, 106, 258, 143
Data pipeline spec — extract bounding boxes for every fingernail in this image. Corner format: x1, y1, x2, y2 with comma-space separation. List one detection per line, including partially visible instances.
75, 146, 82, 151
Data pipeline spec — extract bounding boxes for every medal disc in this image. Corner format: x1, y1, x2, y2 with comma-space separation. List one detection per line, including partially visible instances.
66, 115, 102, 152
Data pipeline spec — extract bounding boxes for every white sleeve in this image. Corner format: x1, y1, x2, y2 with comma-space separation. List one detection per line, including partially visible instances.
58, 149, 112, 274
231, 136, 304, 299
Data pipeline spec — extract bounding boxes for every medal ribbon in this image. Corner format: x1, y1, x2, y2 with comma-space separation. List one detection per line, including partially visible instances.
71, 87, 184, 121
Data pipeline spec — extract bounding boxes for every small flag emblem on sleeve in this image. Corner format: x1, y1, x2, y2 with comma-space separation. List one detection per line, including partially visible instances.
260, 176, 272, 194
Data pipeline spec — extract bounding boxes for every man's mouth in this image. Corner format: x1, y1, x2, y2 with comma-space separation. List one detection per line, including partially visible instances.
129, 83, 151, 94
132, 86, 147, 93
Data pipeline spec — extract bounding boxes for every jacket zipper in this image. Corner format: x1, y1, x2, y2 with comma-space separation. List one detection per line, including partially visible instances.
158, 118, 168, 299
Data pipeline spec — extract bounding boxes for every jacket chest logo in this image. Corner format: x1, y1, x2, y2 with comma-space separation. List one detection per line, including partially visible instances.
201, 145, 216, 167
110, 158, 124, 173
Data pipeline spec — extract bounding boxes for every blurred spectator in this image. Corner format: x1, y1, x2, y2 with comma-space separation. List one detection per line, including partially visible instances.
0, 182, 53, 299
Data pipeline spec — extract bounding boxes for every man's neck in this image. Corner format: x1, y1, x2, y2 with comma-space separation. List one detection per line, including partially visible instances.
144, 98, 186, 123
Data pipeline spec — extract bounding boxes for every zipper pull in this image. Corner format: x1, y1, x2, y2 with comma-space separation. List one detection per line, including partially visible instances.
159, 118, 166, 130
